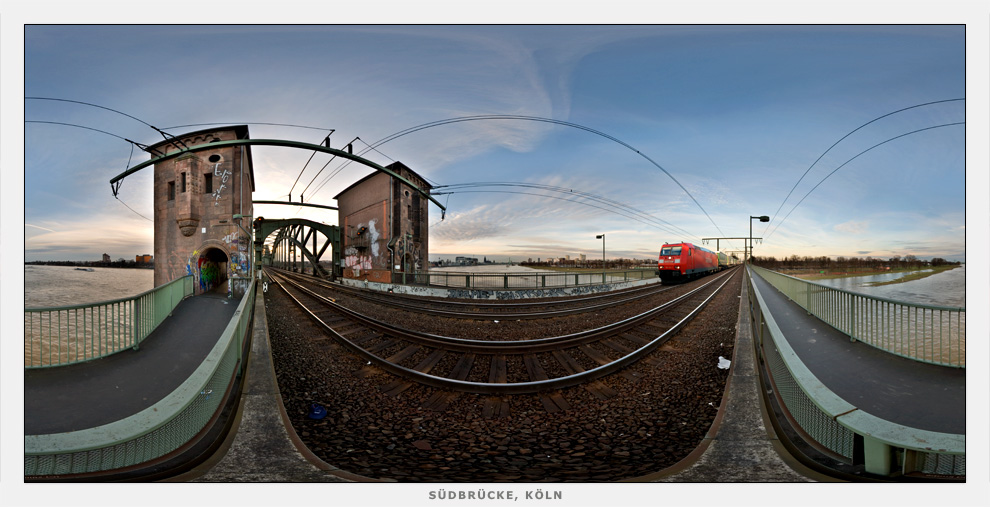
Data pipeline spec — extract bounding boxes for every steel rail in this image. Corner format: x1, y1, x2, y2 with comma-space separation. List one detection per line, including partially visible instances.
273, 268, 675, 320
267, 267, 736, 394
269, 268, 731, 352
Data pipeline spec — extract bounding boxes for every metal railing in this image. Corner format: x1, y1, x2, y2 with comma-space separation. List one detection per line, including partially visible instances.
24, 276, 194, 368
24, 281, 256, 477
745, 266, 964, 477
750, 265, 965, 367
403, 268, 657, 290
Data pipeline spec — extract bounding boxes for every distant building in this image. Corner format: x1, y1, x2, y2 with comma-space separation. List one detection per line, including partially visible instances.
454, 257, 479, 265
136, 254, 153, 264
335, 161, 431, 283
102, 253, 111, 263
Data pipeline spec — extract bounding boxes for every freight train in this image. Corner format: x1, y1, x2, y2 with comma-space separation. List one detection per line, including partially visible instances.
656, 242, 729, 282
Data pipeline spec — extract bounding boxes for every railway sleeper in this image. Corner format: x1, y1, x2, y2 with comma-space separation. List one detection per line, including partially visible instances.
482, 397, 511, 419
422, 390, 459, 411
379, 379, 414, 397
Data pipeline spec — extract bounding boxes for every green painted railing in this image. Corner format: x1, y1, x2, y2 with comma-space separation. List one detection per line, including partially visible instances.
24, 276, 194, 368
746, 266, 964, 477
750, 265, 965, 368
24, 281, 256, 477
405, 268, 657, 289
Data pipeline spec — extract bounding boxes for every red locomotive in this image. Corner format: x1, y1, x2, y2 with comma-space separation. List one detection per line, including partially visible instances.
656, 242, 720, 282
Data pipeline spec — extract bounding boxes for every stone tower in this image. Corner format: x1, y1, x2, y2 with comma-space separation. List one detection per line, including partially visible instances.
335, 161, 431, 283
150, 125, 255, 298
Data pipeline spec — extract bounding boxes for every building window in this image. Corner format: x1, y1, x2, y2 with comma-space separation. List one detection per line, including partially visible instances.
204, 173, 213, 193
181, 172, 187, 193
168, 181, 175, 200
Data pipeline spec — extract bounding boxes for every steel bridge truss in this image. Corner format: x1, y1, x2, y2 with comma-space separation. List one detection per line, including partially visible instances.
255, 218, 341, 279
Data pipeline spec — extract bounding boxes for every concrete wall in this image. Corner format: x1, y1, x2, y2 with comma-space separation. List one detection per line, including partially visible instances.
153, 126, 254, 298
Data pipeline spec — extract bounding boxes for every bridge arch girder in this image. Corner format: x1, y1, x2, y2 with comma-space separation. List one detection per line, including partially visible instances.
255, 218, 340, 278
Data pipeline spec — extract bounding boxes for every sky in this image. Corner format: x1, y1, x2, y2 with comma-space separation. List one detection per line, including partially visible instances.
12, 19, 979, 266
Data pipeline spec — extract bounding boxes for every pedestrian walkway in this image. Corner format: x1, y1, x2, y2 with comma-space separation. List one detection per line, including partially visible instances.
25, 291, 240, 435
176, 291, 369, 482
749, 273, 965, 434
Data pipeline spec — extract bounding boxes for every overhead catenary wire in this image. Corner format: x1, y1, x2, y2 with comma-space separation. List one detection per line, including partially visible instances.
766, 121, 965, 240
761, 98, 965, 238
300, 115, 726, 237
434, 190, 709, 243
287, 130, 335, 201
435, 181, 698, 240
299, 136, 361, 201
26, 96, 188, 155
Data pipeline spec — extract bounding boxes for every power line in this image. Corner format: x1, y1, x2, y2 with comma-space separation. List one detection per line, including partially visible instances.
436, 189, 707, 242
762, 98, 964, 237
25, 96, 189, 153
162, 121, 336, 132
26, 97, 156, 129
436, 181, 698, 239
369, 115, 727, 236
288, 130, 335, 201
766, 121, 964, 239
301, 115, 726, 238
25, 120, 130, 142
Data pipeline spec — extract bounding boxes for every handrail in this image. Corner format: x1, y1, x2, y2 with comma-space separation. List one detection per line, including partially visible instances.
749, 265, 964, 367
24, 275, 194, 368
24, 282, 256, 476
408, 267, 657, 290
746, 266, 964, 477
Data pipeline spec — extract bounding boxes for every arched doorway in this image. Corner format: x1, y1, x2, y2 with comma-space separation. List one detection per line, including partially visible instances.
197, 247, 229, 295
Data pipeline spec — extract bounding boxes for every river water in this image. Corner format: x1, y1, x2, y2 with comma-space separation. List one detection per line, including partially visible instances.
809, 265, 966, 308
24, 265, 155, 308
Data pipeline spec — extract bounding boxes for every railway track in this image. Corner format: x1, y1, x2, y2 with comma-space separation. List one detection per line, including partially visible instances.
265, 266, 738, 415
268, 267, 674, 320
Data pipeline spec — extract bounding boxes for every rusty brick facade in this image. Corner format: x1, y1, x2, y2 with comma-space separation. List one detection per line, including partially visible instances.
151, 126, 255, 298
335, 161, 430, 283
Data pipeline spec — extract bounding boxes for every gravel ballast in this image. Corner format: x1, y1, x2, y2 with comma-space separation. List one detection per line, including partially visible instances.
266, 271, 742, 482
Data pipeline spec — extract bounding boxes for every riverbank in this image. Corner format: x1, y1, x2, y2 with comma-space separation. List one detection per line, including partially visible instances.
788, 265, 960, 286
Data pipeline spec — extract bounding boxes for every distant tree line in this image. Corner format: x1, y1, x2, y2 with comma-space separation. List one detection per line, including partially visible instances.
26, 259, 153, 269
750, 254, 961, 271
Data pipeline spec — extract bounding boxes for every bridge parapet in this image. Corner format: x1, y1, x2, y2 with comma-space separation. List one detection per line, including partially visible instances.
746, 266, 964, 478
24, 281, 256, 477
750, 265, 964, 367
24, 276, 193, 368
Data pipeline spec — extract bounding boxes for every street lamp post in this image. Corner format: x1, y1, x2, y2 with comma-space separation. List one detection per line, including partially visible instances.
749, 216, 769, 263
596, 234, 605, 269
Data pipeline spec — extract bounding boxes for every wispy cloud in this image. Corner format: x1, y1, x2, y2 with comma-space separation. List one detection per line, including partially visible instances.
833, 220, 869, 235
25, 224, 56, 233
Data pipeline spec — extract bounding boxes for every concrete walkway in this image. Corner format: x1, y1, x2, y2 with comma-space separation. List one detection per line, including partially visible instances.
655, 274, 822, 482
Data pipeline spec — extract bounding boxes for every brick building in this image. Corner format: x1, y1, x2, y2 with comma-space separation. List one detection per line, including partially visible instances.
150, 125, 255, 298
334, 161, 431, 283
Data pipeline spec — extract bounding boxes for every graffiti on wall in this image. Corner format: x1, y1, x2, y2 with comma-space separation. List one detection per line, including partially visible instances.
343, 219, 382, 275
212, 163, 231, 206
198, 257, 221, 292
230, 252, 249, 274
